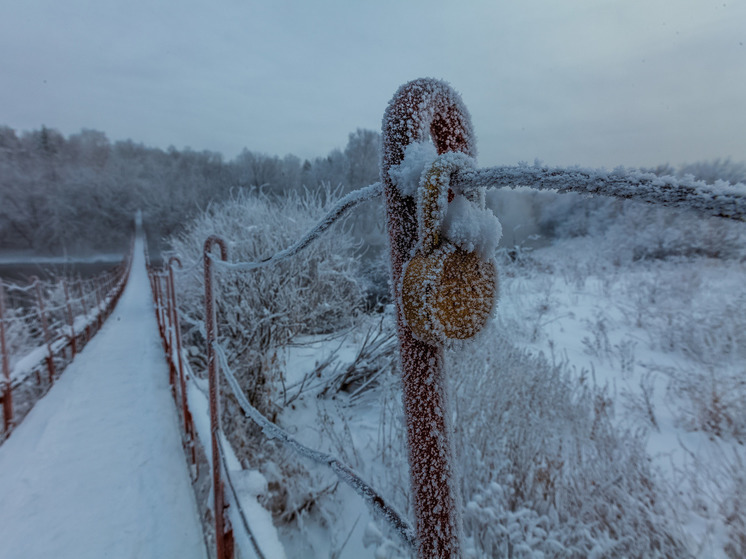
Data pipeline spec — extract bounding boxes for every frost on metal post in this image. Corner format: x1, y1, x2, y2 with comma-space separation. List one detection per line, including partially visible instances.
382, 78, 500, 558
203, 235, 234, 559
401, 153, 499, 345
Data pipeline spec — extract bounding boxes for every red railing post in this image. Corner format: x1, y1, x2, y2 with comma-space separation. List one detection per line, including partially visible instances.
381, 78, 476, 558
63, 280, 77, 357
163, 274, 173, 358
78, 278, 90, 342
203, 235, 233, 559
154, 274, 165, 341
94, 278, 103, 329
0, 282, 13, 432
168, 256, 192, 451
32, 277, 56, 385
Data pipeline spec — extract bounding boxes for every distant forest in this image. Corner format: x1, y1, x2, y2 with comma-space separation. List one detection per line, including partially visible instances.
0, 126, 379, 254
1, 124, 743, 256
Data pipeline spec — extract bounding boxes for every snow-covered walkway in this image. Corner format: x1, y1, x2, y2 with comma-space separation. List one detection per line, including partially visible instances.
0, 237, 207, 559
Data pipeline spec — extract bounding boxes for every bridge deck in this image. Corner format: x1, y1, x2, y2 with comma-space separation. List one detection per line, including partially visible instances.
0, 238, 207, 559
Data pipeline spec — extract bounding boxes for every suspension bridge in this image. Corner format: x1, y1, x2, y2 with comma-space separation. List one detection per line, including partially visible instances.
0, 236, 213, 558
0, 78, 744, 559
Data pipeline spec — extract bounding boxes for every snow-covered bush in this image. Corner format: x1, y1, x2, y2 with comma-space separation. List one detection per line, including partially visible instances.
503, 176, 746, 266
1, 306, 34, 370
446, 327, 689, 557
170, 186, 366, 411
622, 261, 746, 443
365, 322, 687, 557
672, 443, 746, 559
596, 203, 745, 264
169, 186, 367, 523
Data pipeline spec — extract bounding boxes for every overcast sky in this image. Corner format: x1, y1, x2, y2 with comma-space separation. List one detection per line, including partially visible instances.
1, 0, 744, 169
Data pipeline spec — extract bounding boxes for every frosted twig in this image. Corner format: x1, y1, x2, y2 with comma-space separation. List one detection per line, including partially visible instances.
213, 182, 383, 272
213, 341, 416, 549
453, 164, 746, 221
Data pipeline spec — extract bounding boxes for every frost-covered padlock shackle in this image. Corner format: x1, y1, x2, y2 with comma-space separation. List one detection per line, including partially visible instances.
401, 153, 499, 345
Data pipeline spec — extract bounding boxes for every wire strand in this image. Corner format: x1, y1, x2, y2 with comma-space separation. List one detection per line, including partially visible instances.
213, 341, 416, 549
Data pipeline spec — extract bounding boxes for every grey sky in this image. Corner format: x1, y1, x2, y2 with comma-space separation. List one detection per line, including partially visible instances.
1, 0, 744, 169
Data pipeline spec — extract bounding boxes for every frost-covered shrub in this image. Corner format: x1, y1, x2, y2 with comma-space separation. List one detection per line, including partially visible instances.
597, 203, 745, 264
522, 186, 745, 265
447, 326, 688, 558
673, 444, 746, 559
367, 323, 688, 557
1, 307, 34, 370
169, 186, 368, 524
665, 365, 746, 444
170, 186, 366, 414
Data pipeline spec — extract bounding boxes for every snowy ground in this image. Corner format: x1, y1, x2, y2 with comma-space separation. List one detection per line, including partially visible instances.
0, 238, 207, 559
265, 236, 745, 558
496, 238, 746, 556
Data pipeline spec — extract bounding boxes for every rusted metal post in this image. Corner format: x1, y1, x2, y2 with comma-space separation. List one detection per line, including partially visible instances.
63, 280, 77, 357
155, 275, 166, 341
163, 272, 174, 384
32, 277, 56, 385
160, 274, 169, 349
94, 278, 103, 329
203, 235, 233, 559
381, 78, 476, 558
168, 256, 191, 443
164, 274, 174, 358
0, 283, 13, 431
78, 278, 90, 342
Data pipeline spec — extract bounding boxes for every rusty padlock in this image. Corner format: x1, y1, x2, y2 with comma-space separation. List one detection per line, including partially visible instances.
401, 154, 499, 345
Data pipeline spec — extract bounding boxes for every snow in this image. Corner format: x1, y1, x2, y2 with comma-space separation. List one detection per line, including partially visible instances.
184, 363, 287, 559
7, 284, 120, 389
0, 237, 207, 559
388, 141, 437, 198
442, 194, 502, 259
493, 237, 746, 555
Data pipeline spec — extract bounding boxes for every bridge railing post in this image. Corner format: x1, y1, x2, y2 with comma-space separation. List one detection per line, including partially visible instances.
381, 78, 477, 558
203, 235, 234, 559
77, 278, 91, 343
0, 282, 13, 432
63, 280, 77, 357
94, 278, 103, 330
32, 277, 56, 385
168, 256, 193, 457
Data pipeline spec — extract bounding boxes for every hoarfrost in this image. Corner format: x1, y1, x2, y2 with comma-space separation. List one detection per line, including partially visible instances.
389, 141, 438, 198
442, 194, 502, 259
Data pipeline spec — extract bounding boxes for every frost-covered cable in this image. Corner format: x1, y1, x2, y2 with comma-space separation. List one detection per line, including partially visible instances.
1, 308, 39, 322
213, 182, 383, 272
453, 164, 746, 221
2, 282, 38, 294
213, 342, 416, 549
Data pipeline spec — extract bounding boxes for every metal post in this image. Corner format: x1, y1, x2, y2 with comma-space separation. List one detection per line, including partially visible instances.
168, 256, 192, 448
94, 278, 103, 329
63, 280, 77, 357
381, 78, 476, 558
203, 235, 233, 559
78, 278, 90, 342
163, 273, 173, 357
0, 283, 13, 431
155, 275, 165, 339
32, 277, 56, 385
163, 272, 174, 384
